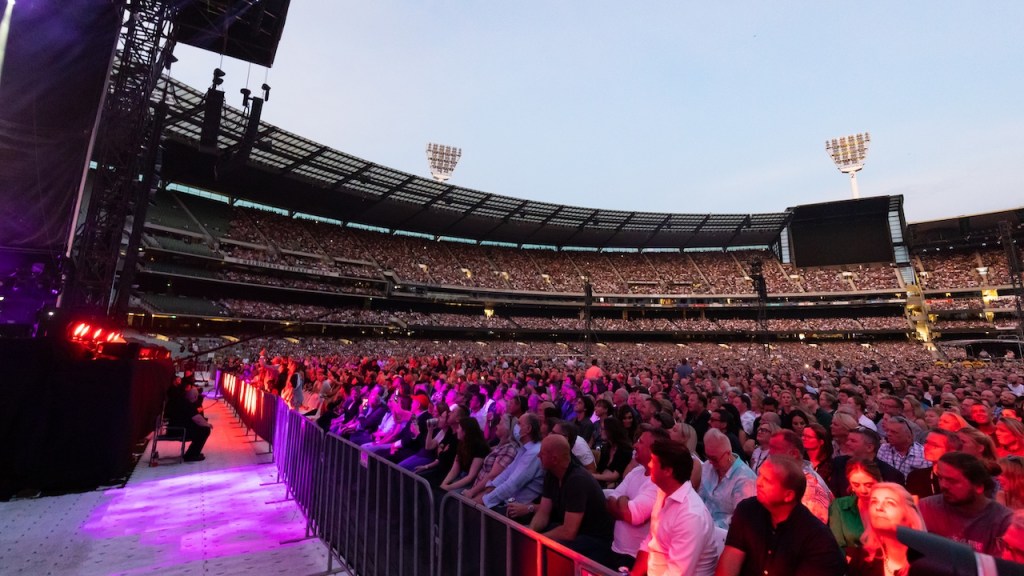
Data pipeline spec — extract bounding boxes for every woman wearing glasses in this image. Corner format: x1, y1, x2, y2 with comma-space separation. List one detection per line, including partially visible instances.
803, 423, 835, 486
848, 483, 926, 576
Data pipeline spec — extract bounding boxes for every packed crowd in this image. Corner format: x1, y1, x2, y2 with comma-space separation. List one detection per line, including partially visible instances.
215, 336, 1024, 575
204, 205, 1015, 297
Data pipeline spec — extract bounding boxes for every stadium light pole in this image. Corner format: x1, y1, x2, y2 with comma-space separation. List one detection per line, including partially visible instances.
826, 132, 871, 199
426, 142, 462, 182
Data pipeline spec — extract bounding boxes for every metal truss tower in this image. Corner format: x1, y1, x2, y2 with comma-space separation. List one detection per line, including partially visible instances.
65, 0, 174, 316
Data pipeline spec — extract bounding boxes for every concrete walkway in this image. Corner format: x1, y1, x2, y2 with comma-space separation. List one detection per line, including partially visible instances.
0, 397, 333, 576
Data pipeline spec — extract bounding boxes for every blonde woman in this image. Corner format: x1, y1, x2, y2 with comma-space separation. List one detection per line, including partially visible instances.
848, 483, 926, 576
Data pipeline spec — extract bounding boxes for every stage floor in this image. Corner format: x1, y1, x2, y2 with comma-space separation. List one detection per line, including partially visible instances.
0, 396, 332, 575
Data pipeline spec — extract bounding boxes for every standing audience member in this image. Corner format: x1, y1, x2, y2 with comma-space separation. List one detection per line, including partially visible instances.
995, 418, 1024, 458
715, 455, 846, 576
997, 455, 1024, 511
631, 438, 721, 576
918, 452, 1012, 555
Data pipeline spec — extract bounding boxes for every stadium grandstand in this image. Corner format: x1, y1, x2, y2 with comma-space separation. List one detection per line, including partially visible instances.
120, 73, 1024, 354
5, 4, 1024, 576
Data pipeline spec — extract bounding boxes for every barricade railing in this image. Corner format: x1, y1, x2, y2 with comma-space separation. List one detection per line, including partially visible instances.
219, 372, 611, 576
437, 492, 619, 576
220, 373, 277, 452
319, 433, 436, 576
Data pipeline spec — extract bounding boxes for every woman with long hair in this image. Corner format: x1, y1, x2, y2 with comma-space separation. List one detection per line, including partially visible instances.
849, 483, 926, 576
995, 418, 1024, 458
787, 408, 813, 436
923, 406, 943, 431
440, 417, 490, 492
592, 416, 633, 487
803, 423, 835, 486
616, 403, 639, 441
829, 458, 884, 551
997, 456, 1024, 510
902, 396, 928, 431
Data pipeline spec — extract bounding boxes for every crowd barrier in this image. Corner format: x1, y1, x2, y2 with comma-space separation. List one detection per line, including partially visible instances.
438, 492, 618, 576
218, 372, 616, 576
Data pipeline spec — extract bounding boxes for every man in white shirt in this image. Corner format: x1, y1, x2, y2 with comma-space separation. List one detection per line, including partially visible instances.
605, 426, 662, 570
631, 438, 721, 576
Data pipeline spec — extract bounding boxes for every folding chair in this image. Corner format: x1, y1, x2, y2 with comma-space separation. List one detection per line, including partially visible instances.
150, 401, 187, 466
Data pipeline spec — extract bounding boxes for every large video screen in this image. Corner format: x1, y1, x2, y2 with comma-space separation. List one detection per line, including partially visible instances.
789, 197, 895, 268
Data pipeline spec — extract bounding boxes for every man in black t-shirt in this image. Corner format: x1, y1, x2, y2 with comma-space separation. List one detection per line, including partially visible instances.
717, 455, 846, 576
529, 434, 614, 566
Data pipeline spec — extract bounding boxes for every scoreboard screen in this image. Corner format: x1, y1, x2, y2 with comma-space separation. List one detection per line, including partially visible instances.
789, 197, 895, 268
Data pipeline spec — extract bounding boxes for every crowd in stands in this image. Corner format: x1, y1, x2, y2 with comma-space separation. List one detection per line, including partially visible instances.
215, 335, 1024, 574
148, 192, 1019, 300
928, 298, 985, 311
917, 251, 985, 290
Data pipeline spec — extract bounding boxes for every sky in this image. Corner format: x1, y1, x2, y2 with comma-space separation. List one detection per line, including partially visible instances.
167, 2, 1024, 225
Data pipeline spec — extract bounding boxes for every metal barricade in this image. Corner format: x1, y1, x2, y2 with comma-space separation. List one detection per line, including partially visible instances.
437, 492, 619, 576
219, 373, 277, 453
320, 433, 436, 576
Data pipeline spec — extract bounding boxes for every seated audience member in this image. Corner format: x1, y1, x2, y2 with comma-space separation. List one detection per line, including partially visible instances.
847, 483, 926, 576
398, 401, 452, 471
528, 435, 615, 565
715, 455, 846, 576
906, 429, 962, 498
479, 413, 544, 511
593, 416, 634, 487
338, 386, 387, 444
919, 452, 1012, 555
996, 417, 1024, 458
829, 427, 904, 498
631, 438, 721, 576
1001, 509, 1024, 563
876, 416, 930, 478
439, 417, 490, 492
382, 393, 431, 463
803, 423, 835, 487
768, 429, 834, 523
463, 413, 519, 496
828, 458, 883, 551
167, 380, 212, 462
699, 429, 756, 529
997, 455, 1024, 511
552, 419, 597, 472
605, 425, 663, 571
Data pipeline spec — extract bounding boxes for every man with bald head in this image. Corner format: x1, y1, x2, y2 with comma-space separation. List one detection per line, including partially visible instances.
530, 434, 614, 564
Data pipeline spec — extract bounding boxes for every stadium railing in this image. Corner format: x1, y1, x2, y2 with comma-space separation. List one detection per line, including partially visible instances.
218, 372, 616, 576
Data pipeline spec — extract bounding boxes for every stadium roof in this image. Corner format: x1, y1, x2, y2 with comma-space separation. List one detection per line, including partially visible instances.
159, 75, 791, 249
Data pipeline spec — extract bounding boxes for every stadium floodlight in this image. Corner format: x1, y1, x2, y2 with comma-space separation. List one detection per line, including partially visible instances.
825, 132, 871, 199
426, 142, 462, 182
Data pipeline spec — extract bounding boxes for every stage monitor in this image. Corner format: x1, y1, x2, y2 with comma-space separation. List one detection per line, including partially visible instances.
788, 196, 897, 268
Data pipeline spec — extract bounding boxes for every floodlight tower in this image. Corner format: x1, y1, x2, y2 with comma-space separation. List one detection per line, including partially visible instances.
826, 132, 871, 199
426, 142, 462, 182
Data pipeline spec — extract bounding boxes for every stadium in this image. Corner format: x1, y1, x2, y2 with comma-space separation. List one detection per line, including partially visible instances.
2, 2, 1024, 576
